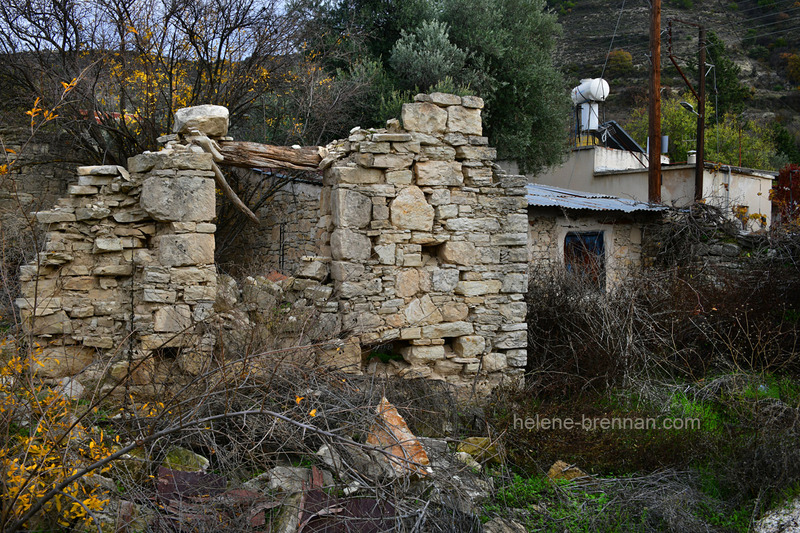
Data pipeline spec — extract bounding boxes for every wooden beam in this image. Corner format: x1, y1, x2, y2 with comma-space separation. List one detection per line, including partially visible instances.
217, 141, 322, 171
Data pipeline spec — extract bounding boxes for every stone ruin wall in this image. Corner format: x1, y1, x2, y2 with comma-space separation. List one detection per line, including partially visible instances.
17, 93, 529, 394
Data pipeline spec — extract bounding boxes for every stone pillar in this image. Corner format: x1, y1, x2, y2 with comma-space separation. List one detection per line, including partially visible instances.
296, 93, 528, 391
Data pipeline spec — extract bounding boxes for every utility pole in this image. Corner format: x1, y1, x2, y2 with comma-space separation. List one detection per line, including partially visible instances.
696, 26, 706, 201
669, 19, 707, 202
648, 0, 662, 204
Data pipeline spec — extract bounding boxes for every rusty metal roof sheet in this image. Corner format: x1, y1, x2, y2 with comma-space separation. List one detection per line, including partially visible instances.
526, 184, 666, 213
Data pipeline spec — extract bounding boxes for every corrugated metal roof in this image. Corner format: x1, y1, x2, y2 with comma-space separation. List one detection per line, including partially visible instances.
526, 184, 666, 213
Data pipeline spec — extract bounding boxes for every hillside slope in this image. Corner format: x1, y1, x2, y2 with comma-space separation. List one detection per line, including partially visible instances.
551, 0, 800, 151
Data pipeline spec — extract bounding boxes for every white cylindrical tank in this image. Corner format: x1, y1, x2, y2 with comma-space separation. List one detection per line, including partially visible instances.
687, 150, 697, 164
571, 78, 610, 105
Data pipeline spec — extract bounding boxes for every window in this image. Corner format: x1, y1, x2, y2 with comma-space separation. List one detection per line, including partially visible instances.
564, 231, 605, 287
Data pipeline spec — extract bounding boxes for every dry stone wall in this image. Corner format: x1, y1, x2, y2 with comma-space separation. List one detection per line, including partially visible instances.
17, 95, 529, 394
294, 93, 529, 390
17, 149, 218, 384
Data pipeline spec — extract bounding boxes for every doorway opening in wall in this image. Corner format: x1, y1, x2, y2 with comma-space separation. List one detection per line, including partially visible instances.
564, 231, 605, 288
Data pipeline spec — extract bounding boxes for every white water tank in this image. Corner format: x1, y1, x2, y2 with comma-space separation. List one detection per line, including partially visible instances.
571, 78, 610, 105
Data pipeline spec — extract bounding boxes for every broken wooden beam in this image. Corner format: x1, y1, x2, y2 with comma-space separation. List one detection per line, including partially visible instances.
217, 141, 323, 171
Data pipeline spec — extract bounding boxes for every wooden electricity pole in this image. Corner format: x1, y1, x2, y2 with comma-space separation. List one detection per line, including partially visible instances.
648, 0, 662, 204
695, 26, 706, 201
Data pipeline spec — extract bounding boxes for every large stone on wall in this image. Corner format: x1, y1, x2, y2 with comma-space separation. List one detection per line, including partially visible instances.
157, 234, 215, 267
331, 229, 372, 261
332, 188, 372, 229
173, 105, 229, 137
401, 102, 448, 134
154, 305, 192, 332
404, 295, 442, 326
390, 186, 434, 231
415, 161, 463, 186
35, 346, 95, 378
141, 176, 215, 222
447, 106, 482, 135
439, 241, 477, 265
421, 321, 474, 338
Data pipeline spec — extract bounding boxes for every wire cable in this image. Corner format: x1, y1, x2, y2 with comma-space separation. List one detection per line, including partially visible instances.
601, 0, 628, 79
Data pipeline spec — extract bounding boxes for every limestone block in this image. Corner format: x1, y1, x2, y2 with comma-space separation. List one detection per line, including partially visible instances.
157, 234, 215, 266
330, 165, 383, 185
494, 330, 527, 349
401, 102, 447, 134
447, 106, 482, 135
75, 206, 111, 220
439, 241, 477, 266
455, 280, 502, 296
445, 217, 501, 232
144, 266, 171, 283
77, 175, 113, 186
429, 92, 462, 106
93, 265, 132, 276
330, 229, 371, 261
154, 305, 192, 332
372, 133, 413, 142
505, 214, 529, 233
298, 260, 329, 281
170, 266, 215, 285
492, 233, 527, 246
500, 302, 527, 320
62, 276, 95, 291
29, 310, 73, 336
421, 321, 474, 338
455, 145, 496, 160
183, 285, 216, 302
506, 349, 527, 367
435, 359, 463, 376
482, 353, 507, 373
113, 208, 150, 223
141, 176, 215, 222
414, 161, 463, 187
128, 152, 161, 173
142, 288, 177, 303
395, 269, 420, 298
154, 152, 213, 171
432, 269, 459, 292
331, 261, 365, 281
34, 210, 76, 223
441, 301, 469, 321
420, 145, 456, 160
173, 105, 229, 136
386, 170, 413, 185
400, 327, 422, 340
461, 95, 484, 109
84, 336, 114, 349
403, 295, 442, 326
360, 141, 390, 153
372, 153, 415, 170
337, 279, 382, 298
436, 205, 458, 219
453, 336, 486, 357
401, 345, 445, 364
427, 189, 451, 206
332, 188, 372, 229
68, 185, 98, 195
390, 186, 434, 231
35, 346, 95, 378
95, 237, 123, 252
501, 273, 528, 293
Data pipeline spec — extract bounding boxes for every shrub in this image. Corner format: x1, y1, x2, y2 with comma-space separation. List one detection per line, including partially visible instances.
605, 49, 634, 77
